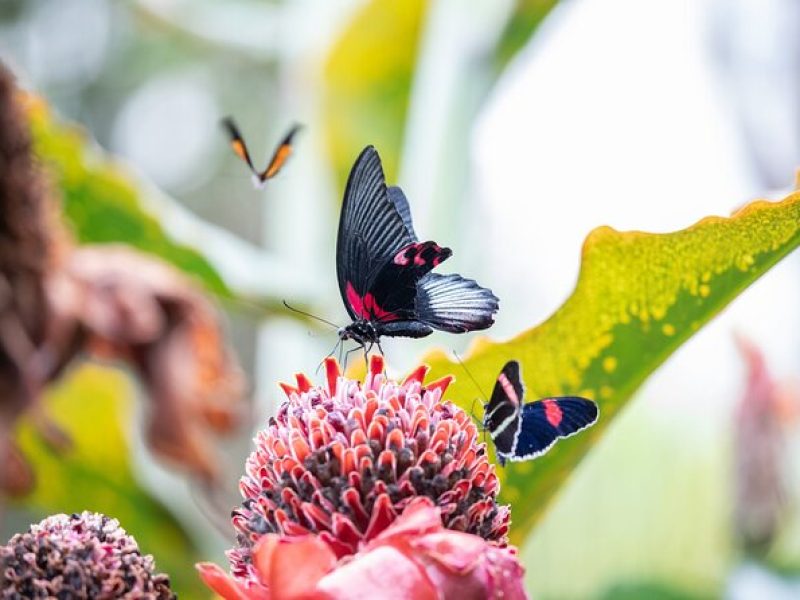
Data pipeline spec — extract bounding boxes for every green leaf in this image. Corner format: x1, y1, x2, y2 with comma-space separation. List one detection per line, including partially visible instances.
12, 364, 208, 598
493, 0, 559, 72
421, 190, 800, 544
323, 0, 428, 189
25, 96, 231, 299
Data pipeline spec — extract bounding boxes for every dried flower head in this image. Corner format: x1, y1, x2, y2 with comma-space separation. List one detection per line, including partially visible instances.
229, 355, 509, 585
0, 59, 246, 491
0, 511, 174, 599
0, 60, 57, 496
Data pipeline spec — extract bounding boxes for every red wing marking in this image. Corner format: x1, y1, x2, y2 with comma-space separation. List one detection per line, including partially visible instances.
392, 241, 451, 267
345, 282, 399, 322
498, 373, 519, 406
363, 292, 399, 322
346, 282, 367, 319
542, 399, 563, 427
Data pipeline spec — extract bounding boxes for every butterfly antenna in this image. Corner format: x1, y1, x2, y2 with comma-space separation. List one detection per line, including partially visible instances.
190, 479, 234, 540
453, 350, 489, 428
452, 351, 490, 401
282, 300, 340, 330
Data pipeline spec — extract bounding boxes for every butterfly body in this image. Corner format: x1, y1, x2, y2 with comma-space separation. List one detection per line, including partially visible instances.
484, 360, 598, 465
336, 146, 499, 351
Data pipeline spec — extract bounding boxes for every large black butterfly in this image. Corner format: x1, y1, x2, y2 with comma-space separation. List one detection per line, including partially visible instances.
222, 117, 301, 188
336, 146, 499, 351
484, 360, 598, 466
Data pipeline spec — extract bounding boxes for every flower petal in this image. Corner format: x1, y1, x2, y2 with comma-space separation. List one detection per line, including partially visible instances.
317, 545, 438, 600
258, 536, 336, 600
196, 562, 254, 600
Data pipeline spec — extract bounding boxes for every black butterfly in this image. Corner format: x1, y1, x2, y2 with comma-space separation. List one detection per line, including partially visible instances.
484, 360, 598, 466
222, 117, 301, 188
336, 146, 499, 352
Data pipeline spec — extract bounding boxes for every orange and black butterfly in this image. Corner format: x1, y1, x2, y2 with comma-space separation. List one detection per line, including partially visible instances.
222, 117, 301, 188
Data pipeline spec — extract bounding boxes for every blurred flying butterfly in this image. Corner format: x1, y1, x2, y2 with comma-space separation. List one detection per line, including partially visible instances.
222, 117, 301, 188
335, 146, 499, 353
485, 360, 598, 466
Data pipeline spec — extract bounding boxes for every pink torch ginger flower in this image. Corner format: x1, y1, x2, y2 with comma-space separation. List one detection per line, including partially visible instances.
198, 498, 528, 600
202, 355, 522, 598
228, 355, 509, 585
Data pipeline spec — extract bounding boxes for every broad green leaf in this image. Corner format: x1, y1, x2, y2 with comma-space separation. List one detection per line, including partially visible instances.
24, 96, 231, 299
13, 364, 208, 598
493, 0, 559, 72
421, 190, 800, 544
323, 0, 428, 189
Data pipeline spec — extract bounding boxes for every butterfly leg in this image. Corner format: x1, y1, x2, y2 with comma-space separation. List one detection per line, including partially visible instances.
316, 339, 342, 375
362, 343, 372, 368
376, 340, 385, 356
342, 344, 361, 371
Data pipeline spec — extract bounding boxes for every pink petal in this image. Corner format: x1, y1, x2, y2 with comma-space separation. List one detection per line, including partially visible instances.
196, 562, 257, 600
373, 497, 440, 544
317, 545, 438, 600
363, 493, 398, 540
425, 375, 454, 396
402, 365, 429, 387
324, 357, 341, 396
412, 531, 485, 573
256, 535, 337, 600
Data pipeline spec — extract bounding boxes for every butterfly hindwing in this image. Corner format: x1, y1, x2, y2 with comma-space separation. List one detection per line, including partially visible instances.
508, 397, 599, 462
415, 273, 499, 333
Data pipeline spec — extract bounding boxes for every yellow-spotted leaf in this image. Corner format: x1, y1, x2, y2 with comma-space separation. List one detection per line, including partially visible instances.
323, 0, 428, 189
421, 190, 800, 545
24, 95, 231, 299
12, 364, 208, 598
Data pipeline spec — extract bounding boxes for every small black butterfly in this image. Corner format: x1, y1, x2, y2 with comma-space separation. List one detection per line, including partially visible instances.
336, 146, 499, 352
222, 117, 301, 188
485, 360, 598, 465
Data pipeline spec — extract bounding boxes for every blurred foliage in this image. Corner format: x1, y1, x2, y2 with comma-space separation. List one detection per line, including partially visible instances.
24, 95, 232, 299
596, 581, 708, 600
494, 0, 559, 71
323, 0, 428, 189
12, 364, 208, 598
323, 0, 560, 193
424, 190, 800, 545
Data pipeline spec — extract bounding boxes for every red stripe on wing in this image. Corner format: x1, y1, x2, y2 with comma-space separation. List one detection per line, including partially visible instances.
542, 399, 563, 427
345, 281, 400, 322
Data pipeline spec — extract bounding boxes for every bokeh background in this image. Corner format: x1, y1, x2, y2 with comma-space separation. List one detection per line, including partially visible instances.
2, 0, 800, 597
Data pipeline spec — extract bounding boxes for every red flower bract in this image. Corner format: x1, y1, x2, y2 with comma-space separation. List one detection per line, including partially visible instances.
199, 498, 528, 600
229, 355, 509, 585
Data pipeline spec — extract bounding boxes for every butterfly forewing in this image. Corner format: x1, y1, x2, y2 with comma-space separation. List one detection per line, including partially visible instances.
336, 147, 419, 321
484, 360, 524, 455
222, 117, 257, 173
